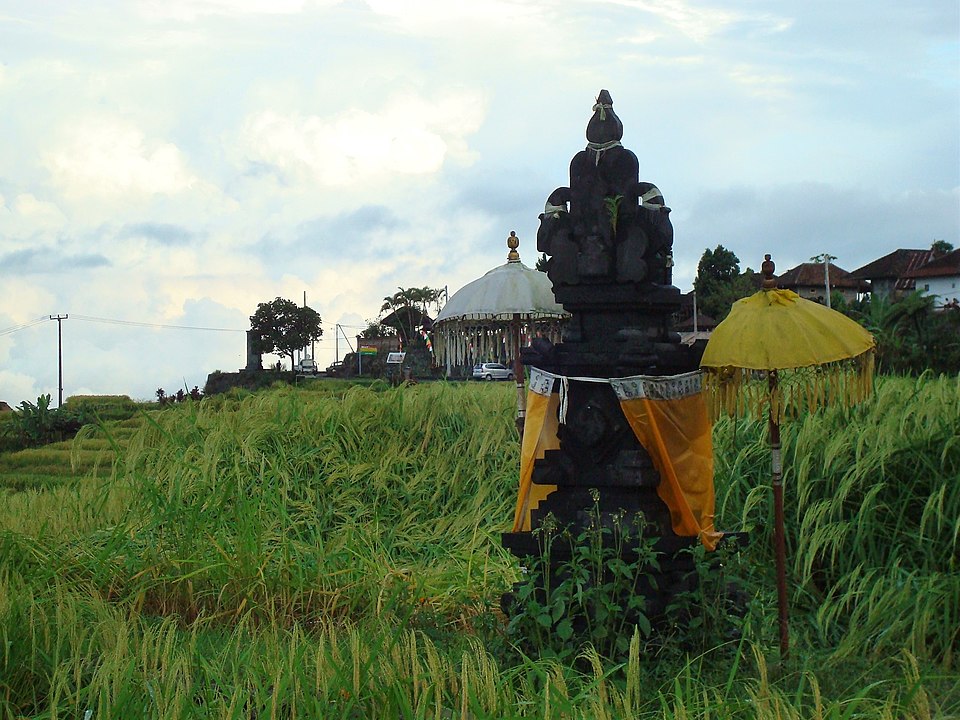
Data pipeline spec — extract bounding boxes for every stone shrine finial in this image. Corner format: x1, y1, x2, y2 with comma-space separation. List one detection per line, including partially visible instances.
507, 230, 520, 263
587, 89, 623, 144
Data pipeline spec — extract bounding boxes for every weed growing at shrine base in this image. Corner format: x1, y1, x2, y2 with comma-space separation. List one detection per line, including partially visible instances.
507, 506, 750, 666
0, 376, 958, 717
506, 507, 663, 662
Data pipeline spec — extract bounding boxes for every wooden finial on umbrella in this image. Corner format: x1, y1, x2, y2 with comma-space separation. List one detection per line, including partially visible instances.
506, 232, 524, 436
507, 231, 521, 263
761, 254, 778, 290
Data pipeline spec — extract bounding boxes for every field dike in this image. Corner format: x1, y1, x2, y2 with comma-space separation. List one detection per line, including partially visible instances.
1, 377, 958, 717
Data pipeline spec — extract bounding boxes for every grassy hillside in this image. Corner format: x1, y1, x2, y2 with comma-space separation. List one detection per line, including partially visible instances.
0, 377, 957, 718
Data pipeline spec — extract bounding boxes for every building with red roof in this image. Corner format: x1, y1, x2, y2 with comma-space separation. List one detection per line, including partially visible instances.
774, 262, 868, 305
902, 249, 960, 308
849, 249, 938, 299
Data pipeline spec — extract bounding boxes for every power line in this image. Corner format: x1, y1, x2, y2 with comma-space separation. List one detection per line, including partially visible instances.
71, 314, 245, 332
0, 316, 49, 337
1, 314, 364, 337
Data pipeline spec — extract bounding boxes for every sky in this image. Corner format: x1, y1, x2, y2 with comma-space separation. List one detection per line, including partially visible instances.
1, 0, 958, 405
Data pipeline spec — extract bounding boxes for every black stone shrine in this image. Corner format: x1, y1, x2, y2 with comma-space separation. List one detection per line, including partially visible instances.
502, 90, 709, 623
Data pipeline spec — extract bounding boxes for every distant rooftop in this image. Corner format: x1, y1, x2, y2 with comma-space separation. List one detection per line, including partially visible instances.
850, 249, 936, 292
774, 262, 866, 290
902, 249, 960, 279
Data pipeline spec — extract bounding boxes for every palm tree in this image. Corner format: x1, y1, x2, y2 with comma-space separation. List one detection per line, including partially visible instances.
380, 287, 441, 345
853, 292, 939, 374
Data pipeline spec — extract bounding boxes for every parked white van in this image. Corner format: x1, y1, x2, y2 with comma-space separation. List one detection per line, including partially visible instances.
294, 357, 318, 374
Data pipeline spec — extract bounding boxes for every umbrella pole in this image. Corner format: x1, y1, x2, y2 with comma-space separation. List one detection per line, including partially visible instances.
768, 371, 790, 660
513, 313, 525, 438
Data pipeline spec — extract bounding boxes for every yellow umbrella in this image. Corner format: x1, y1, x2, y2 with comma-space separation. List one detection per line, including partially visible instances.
700, 254, 875, 660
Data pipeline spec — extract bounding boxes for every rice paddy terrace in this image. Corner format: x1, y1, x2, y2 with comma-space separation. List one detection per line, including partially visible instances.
0, 377, 958, 718
0, 417, 141, 493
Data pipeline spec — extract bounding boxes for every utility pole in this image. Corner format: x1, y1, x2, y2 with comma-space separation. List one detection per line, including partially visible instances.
692, 290, 699, 333
304, 290, 316, 360
810, 253, 837, 308
49, 314, 68, 407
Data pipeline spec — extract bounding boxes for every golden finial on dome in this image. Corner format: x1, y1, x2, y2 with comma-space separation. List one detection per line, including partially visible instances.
507, 230, 520, 263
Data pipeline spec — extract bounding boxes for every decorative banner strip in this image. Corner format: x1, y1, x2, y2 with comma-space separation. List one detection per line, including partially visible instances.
528, 367, 557, 396
611, 370, 703, 402
419, 329, 433, 355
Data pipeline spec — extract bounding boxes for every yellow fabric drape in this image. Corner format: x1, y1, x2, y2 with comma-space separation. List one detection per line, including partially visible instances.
512, 379, 560, 532
617, 388, 722, 551
512, 368, 721, 549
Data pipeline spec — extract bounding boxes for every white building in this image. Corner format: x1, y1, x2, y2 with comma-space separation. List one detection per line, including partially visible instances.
904, 249, 960, 308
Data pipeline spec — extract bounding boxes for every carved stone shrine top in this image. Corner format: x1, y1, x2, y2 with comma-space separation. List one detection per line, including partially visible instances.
530, 90, 699, 379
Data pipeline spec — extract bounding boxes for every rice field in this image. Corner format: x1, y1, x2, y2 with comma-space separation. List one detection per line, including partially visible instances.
1, 376, 958, 718
0, 418, 141, 493
0, 394, 143, 493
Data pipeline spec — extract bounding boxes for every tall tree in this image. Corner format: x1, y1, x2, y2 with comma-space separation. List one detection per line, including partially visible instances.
693, 245, 755, 320
249, 297, 323, 370
932, 239, 954, 256
361, 319, 391, 339
696, 245, 740, 286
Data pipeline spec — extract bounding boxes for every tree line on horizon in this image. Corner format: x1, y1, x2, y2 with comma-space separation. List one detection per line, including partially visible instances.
246, 242, 958, 379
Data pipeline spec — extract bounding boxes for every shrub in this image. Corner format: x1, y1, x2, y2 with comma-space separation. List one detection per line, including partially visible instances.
1, 395, 97, 449
62, 394, 138, 422
203, 370, 298, 396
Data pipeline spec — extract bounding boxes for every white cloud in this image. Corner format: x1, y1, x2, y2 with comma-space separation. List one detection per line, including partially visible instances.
137, 0, 318, 21
598, 0, 792, 43
43, 116, 198, 198
600, 0, 740, 42
12, 193, 67, 230
0, 0, 955, 405
0, 281, 56, 324
364, 0, 538, 31
238, 90, 486, 188
0, 370, 42, 406
727, 65, 794, 100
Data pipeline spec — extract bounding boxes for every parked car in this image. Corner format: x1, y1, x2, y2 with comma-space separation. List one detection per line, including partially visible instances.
472, 362, 514, 381
294, 357, 318, 374
325, 360, 345, 377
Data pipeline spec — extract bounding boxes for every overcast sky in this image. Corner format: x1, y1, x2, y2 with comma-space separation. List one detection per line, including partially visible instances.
1, 0, 958, 405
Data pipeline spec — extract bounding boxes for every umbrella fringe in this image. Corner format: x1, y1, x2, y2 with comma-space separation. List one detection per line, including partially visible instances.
702, 349, 875, 423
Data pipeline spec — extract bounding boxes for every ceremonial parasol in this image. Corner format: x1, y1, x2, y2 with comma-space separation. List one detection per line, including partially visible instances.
700, 254, 876, 659
434, 232, 568, 431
